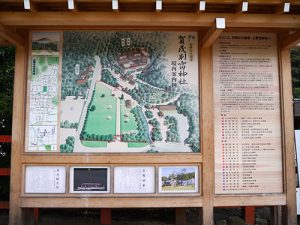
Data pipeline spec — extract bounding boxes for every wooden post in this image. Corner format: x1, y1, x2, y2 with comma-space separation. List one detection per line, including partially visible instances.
21, 208, 34, 225
9, 43, 27, 225
100, 208, 112, 225
270, 206, 282, 225
200, 40, 214, 225
244, 206, 255, 225
175, 208, 186, 225
33, 208, 39, 224
279, 40, 297, 225
198, 208, 203, 225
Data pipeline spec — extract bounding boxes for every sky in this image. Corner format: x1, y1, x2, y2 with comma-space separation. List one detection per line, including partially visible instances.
161, 166, 196, 177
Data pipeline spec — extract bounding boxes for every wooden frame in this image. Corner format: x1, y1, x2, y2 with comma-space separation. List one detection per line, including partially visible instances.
1, 9, 297, 225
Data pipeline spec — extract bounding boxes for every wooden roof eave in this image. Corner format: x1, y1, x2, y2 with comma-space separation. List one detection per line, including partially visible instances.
0, 12, 300, 29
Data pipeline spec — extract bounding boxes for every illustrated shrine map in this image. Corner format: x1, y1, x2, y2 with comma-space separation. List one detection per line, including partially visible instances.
27, 31, 199, 153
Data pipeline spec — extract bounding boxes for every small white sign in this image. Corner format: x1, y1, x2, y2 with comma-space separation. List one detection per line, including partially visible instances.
114, 166, 155, 194
159, 166, 199, 193
25, 166, 66, 193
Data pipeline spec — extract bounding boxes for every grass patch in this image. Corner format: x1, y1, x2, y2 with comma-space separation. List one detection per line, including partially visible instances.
38, 56, 46, 66
81, 140, 107, 148
162, 185, 195, 191
48, 56, 59, 65
120, 99, 138, 133
127, 142, 149, 148
84, 83, 117, 135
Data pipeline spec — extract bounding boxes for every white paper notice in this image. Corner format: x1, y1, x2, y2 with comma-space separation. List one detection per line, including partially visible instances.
25, 166, 66, 193
114, 167, 155, 193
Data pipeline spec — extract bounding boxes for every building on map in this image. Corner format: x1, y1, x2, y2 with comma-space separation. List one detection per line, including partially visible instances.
76, 65, 94, 85
118, 48, 149, 69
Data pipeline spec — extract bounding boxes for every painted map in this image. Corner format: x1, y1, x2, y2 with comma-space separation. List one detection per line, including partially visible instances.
60, 31, 199, 153
27, 32, 60, 151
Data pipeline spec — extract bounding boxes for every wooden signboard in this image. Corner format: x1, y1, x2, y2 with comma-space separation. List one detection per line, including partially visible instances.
213, 32, 283, 194
1, 6, 298, 224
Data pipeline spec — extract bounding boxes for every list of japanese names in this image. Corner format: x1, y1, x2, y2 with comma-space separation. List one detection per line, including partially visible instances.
213, 33, 283, 194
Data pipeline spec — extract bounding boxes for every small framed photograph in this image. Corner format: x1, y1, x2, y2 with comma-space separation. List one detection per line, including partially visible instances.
25, 166, 66, 194
114, 166, 155, 194
70, 167, 110, 193
158, 166, 199, 193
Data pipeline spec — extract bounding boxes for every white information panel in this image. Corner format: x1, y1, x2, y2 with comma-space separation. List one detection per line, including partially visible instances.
213, 32, 283, 194
114, 166, 155, 194
25, 166, 66, 193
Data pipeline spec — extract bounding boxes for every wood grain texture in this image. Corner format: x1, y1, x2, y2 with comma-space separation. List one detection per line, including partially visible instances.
9, 43, 28, 225
200, 39, 214, 225
0, 13, 300, 28
202, 25, 223, 49
20, 197, 203, 208
0, 24, 24, 48
279, 42, 297, 225
21, 154, 202, 164
214, 194, 286, 206
282, 31, 300, 49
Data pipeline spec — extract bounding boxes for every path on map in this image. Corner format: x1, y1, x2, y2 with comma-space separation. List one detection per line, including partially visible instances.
74, 56, 101, 151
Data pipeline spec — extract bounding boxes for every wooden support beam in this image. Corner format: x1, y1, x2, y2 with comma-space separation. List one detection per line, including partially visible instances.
202, 18, 224, 48
100, 208, 111, 225
0, 24, 24, 49
201, 38, 214, 225
282, 31, 300, 49
0, 168, 10, 176
9, 41, 28, 225
0, 135, 12, 143
0, 12, 300, 28
280, 37, 297, 225
0, 37, 13, 47
175, 208, 186, 225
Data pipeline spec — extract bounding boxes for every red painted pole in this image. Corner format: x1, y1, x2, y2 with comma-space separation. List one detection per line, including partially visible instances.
34, 208, 39, 224
244, 206, 255, 225
0, 168, 10, 176
101, 208, 112, 225
0, 135, 12, 143
0, 201, 9, 209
